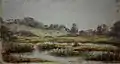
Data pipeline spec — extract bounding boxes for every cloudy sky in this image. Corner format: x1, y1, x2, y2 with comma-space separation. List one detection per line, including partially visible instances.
3, 0, 116, 30
0, 0, 2, 16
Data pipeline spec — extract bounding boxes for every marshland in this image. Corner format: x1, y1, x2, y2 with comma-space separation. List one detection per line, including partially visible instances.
0, 17, 120, 64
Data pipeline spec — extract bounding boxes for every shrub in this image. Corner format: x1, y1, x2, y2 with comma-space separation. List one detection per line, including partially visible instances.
84, 51, 120, 62
15, 30, 37, 37
49, 48, 80, 57
74, 44, 118, 52
6, 43, 34, 53
37, 43, 58, 51
2, 53, 49, 63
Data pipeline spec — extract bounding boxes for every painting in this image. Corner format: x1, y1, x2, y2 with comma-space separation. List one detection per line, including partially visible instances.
0, 0, 120, 64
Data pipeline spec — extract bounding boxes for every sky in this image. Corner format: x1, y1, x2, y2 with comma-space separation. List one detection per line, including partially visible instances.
2, 0, 116, 30
0, 0, 2, 16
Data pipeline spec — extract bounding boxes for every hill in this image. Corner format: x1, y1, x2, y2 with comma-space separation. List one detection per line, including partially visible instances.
4, 17, 68, 37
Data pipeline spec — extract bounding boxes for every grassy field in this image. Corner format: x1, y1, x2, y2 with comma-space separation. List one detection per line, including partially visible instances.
14, 35, 119, 53
38, 62, 61, 64
16, 35, 111, 44
9, 34, 120, 63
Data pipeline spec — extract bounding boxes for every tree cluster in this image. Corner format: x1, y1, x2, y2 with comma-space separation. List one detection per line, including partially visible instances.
96, 24, 108, 35
70, 23, 78, 34
0, 17, 16, 42
110, 20, 120, 39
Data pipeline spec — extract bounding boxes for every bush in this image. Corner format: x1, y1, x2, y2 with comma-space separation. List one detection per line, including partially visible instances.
6, 43, 34, 53
49, 48, 80, 57
37, 43, 58, 51
50, 38, 74, 43
74, 44, 118, 52
2, 53, 49, 63
84, 51, 120, 62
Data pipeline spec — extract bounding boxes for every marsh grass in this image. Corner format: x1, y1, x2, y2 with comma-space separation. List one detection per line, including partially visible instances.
37, 43, 60, 51
49, 48, 80, 57
84, 51, 120, 62
6, 43, 34, 53
73, 45, 118, 52
16, 35, 111, 44
2, 53, 50, 63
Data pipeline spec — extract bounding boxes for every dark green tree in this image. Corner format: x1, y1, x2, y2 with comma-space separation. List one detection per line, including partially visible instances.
0, 25, 16, 42
0, 17, 16, 42
110, 20, 120, 38
53, 24, 59, 30
23, 17, 44, 28
49, 24, 54, 30
96, 25, 102, 35
70, 23, 78, 34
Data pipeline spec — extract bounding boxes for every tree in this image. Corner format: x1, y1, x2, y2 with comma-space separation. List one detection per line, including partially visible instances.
0, 17, 5, 63
0, 17, 3, 24
54, 24, 59, 30
96, 25, 102, 35
58, 25, 65, 31
110, 20, 120, 38
0, 17, 17, 63
44, 25, 49, 29
96, 24, 109, 35
0, 25, 16, 42
23, 17, 44, 28
49, 24, 54, 30
70, 23, 78, 34
102, 24, 108, 35
79, 30, 86, 36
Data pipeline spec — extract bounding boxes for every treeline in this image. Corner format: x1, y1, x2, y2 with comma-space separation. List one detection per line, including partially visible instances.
69, 20, 120, 41
0, 17, 17, 42
6, 17, 69, 31
1, 17, 120, 40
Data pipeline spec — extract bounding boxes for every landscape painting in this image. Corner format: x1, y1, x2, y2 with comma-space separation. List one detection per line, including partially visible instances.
0, 0, 120, 64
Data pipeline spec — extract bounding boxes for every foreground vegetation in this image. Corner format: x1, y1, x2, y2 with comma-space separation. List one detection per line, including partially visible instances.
1, 17, 120, 63
4, 43, 34, 53
2, 53, 51, 63
17, 35, 111, 43
83, 51, 120, 62
1, 35, 120, 63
